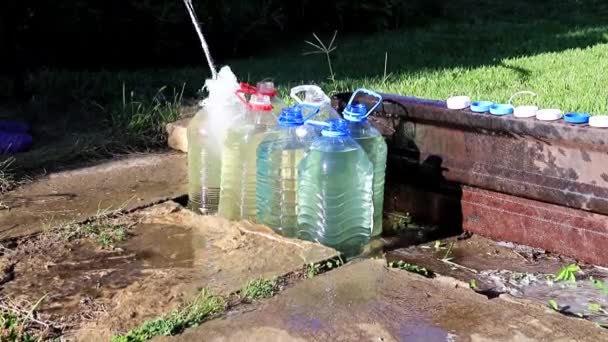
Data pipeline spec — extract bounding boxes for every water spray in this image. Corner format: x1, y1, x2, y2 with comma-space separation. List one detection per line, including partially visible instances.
182, 0, 217, 79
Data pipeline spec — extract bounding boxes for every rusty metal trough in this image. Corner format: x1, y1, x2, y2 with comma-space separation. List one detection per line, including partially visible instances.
333, 92, 608, 266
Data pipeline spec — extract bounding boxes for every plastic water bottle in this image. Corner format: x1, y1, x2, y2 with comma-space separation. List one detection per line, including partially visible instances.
297, 118, 373, 258
257, 81, 286, 116
187, 66, 245, 214
218, 89, 276, 221
290, 85, 340, 132
256, 104, 319, 237
343, 89, 387, 237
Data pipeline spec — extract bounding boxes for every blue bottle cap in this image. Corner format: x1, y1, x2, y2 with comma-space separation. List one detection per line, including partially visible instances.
489, 103, 514, 116
564, 112, 590, 124
343, 103, 368, 122
321, 118, 350, 137
278, 106, 305, 127
470, 101, 494, 113
278, 104, 321, 127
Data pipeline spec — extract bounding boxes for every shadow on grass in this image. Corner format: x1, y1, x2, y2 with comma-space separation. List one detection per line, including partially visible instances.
3, 0, 608, 179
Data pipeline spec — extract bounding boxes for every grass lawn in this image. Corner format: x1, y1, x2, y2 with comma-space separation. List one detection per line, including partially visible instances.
25, 0, 608, 113
2, 0, 608, 181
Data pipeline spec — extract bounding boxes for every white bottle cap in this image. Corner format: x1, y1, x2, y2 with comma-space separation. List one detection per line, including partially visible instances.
513, 105, 538, 118
536, 109, 562, 121
446, 96, 471, 110
589, 116, 608, 128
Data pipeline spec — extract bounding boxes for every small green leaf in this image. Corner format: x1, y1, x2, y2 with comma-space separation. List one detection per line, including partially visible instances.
548, 299, 559, 311
469, 279, 478, 289
589, 302, 602, 313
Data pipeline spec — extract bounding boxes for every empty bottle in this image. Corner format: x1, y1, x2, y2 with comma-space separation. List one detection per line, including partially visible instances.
297, 118, 373, 258
218, 89, 276, 221
290, 85, 340, 133
256, 104, 319, 237
257, 81, 286, 116
343, 89, 387, 237
188, 66, 245, 214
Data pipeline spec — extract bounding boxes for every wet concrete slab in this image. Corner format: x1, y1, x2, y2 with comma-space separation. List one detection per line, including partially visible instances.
162, 259, 607, 342
388, 235, 608, 327
0, 201, 337, 341
0, 153, 188, 240
387, 235, 571, 290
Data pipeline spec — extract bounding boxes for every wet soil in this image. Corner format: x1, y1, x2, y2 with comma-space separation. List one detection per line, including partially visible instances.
0, 201, 337, 341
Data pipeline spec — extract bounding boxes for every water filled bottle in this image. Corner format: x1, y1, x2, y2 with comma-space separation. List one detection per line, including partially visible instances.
297, 118, 373, 258
188, 66, 245, 214
218, 86, 276, 221
256, 104, 319, 237
256, 81, 286, 116
343, 89, 387, 237
290, 85, 340, 130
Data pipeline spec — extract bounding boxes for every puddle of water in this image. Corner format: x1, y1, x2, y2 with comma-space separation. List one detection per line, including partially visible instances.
2, 222, 199, 319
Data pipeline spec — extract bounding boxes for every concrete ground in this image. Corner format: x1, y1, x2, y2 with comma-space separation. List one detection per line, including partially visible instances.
2, 152, 608, 341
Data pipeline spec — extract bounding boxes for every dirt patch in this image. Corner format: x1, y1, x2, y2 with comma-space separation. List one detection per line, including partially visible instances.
0, 201, 337, 341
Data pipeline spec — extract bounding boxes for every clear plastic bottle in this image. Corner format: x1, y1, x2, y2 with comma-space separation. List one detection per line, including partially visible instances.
187, 66, 245, 214
257, 81, 286, 116
290, 85, 340, 132
256, 104, 319, 237
297, 118, 373, 258
343, 89, 387, 237
218, 91, 276, 221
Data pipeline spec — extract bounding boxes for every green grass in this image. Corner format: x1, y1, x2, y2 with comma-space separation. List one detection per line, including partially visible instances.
305, 256, 345, 278
59, 222, 128, 248
24, 1, 608, 115
111, 289, 225, 342
0, 311, 36, 342
388, 260, 432, 277
0, 158, 16, 194
4, 0, 608, 180
241, 278, 278, 300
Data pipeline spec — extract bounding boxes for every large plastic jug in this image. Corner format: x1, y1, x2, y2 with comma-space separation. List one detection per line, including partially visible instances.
256, 104, 319, 237
218, 87, 276, 221
297, 118, 373, 258
343, 89, 387, 237
187, 66, 245, 214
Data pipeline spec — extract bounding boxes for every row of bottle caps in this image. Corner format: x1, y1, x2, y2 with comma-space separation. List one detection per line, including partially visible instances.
446, 92, 608, 128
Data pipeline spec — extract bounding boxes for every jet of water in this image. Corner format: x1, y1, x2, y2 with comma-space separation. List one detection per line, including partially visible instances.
183, 0, 218, 79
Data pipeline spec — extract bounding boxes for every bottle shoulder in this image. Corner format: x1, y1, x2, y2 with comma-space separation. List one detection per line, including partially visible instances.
347, 121, 382, 138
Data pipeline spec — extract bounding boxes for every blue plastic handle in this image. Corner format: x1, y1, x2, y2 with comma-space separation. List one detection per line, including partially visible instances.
298, 103, 321, 121
489, 104, 514, 116
470, 101, 494, 113
564, 112, 590, 124
306, 120, 331, 128
347, 88, 383, 117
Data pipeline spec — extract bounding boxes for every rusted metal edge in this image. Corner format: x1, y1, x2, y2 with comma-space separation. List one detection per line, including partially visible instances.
388, 182, 608, 266
333, 92, 608, 147
332, 92, 608, 216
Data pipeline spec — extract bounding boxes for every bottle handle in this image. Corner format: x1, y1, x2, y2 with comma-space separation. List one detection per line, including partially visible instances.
290, 85, 330, 106
235, 82, 258, 110
305, 120, 331, 128
295, 103, 321, 121
508, 90, 537, 105
347, 88, 383, 117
